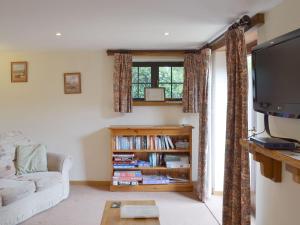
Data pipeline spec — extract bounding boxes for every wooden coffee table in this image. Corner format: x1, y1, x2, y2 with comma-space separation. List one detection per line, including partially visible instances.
100, 200, 160, 225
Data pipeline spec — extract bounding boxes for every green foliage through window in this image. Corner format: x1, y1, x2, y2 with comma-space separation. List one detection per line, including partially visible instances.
132, 62, 184, 100
132, 67, 151, 99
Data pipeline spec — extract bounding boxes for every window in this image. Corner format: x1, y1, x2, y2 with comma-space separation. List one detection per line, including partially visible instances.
132, 62, 184, 101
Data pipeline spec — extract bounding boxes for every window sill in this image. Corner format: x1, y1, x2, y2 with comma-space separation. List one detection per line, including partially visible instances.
133, 101, 182, 106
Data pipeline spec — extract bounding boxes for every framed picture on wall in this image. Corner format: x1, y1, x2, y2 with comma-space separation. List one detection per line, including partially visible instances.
64, 73, 81, 94
11, 61, 28, 82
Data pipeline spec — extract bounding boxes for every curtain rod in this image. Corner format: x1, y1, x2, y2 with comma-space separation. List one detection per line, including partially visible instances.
200, 13, 264, 51
106, 13, 264, 56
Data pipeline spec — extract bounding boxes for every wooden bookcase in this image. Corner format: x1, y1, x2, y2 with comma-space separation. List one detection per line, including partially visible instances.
109, 125, 193, 192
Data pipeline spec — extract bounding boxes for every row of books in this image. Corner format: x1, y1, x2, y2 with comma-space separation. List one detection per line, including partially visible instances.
113, 153, 191, 169
148, 153, 163, 167
114, 135, 176, 150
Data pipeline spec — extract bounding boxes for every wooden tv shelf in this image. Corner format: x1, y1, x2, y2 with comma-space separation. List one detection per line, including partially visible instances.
109, 125, 193, 192
240, 139, 300, 184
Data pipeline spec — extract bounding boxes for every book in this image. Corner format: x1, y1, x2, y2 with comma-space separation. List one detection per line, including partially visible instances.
167, 136, 174, 149
164, 154, 189, 168
113, 153, 134, 158
113, 165, 136, 169
167, 176, 189, 183
113, 180, 139, 186
115, 135, 178, 150
113, 176, 143, 182
175, 140, 189, 149
166, 162, 190, 168
113, 170, 142, 186
114, 171, 142, 177
164, 155, 189, 162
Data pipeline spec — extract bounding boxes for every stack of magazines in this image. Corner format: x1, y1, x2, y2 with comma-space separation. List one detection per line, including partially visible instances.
164, 155, 190, 168
137, 160, 151, 168
142, 175, 170, 185
175, 140, 189, 149
113, 171, 142, 186
113, 154, 137, 169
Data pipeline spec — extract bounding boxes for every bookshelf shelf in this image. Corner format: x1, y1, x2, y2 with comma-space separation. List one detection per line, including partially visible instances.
109, 125, 193, 192
113, 166, 190, 171
112, 149, 190, 153
109, 183, 193, 192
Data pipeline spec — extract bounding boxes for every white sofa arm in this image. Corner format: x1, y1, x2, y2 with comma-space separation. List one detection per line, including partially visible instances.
47, 152, 72, 174
47, 153, 72, 199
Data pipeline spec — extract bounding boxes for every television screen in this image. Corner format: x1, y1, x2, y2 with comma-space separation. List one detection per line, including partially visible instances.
252, 28, 300, 118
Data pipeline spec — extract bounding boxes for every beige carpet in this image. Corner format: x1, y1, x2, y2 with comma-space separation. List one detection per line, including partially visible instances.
21, 185, 221, 225
206, 195, 223, 223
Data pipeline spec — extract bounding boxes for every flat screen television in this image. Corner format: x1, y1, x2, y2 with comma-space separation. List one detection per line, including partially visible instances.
252, 28, 300, 119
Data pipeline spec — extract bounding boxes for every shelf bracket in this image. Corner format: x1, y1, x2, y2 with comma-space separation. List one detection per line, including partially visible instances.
253, 152, 282, 182
286, 164, 300, 184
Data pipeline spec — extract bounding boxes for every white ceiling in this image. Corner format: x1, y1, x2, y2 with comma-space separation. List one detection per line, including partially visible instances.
0, 0, 281, 51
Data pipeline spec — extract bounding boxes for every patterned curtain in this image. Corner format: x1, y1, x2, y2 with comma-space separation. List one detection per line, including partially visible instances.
113, 53, 133, 113
195, 48, 212, 202
183, 53, 201, 113
183, 49, 212, 202
222, 27, 250, 225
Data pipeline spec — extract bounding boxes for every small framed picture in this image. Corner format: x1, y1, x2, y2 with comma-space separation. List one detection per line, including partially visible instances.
64, 73, 81, 94
11, 62, 28, 82
145, 87, 165, 101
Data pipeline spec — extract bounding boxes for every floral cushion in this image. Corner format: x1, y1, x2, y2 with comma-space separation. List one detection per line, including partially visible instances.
0, 131, 32, 178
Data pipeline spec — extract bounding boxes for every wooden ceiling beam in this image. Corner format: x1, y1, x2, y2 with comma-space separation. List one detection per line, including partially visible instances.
106, 49, 198, 56
247, 40, 258, 54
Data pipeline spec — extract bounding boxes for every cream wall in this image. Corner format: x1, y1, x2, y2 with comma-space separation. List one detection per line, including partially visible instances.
0, 51, 198, 181
256, 0, 300, 224
211, 51, 227, 192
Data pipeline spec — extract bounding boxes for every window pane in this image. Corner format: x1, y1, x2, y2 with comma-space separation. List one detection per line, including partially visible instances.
138, 83, 151, 98
159, 84, 171, 98
132, 84, 139, 99
132, 67, 138, 83
139, 67, 151, 83
172, 67, 184, 83
172, 84, 183, 98
159, 67, 171, 83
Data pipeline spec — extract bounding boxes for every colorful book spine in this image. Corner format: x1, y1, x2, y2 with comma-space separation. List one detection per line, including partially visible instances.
115, 136, 177, 150
114, 171, 142, 177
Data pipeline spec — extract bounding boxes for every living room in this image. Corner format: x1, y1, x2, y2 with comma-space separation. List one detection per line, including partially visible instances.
1, 0, 300, 225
